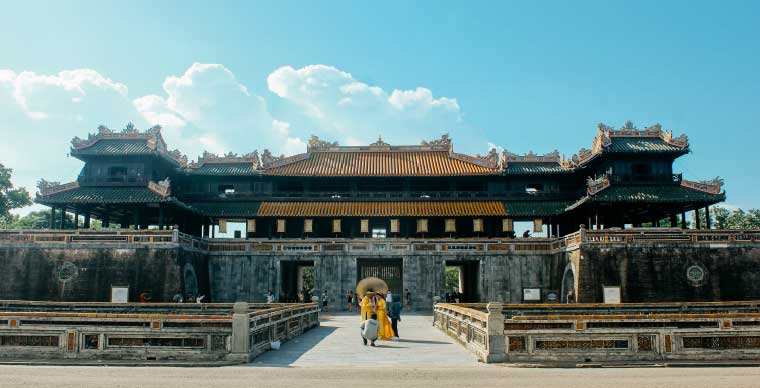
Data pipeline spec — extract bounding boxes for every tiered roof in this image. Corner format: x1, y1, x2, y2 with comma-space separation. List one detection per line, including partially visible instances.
570, 121, 689, 166
70, 123, 188, 166
35, 181, 172, 204
66, 121, 692, 177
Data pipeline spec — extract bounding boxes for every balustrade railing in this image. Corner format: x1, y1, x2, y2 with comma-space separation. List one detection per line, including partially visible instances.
436, 302, 760, 363
2, 228, 758, 250
77, 176, 150, 186
0, 229, 177, 244
0, 301, 318, 363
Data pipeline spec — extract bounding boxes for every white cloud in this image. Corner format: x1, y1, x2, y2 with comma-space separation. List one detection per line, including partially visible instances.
4, 69, 130, 122
267, 64, 469, 146
134, 62, 299, 159
1, 62, 479, 216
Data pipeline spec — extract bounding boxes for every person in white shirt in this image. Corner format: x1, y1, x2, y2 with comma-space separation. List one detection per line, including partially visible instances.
386, 291, 393, 307
361, 313, 380, 346
266, 291, 275, 303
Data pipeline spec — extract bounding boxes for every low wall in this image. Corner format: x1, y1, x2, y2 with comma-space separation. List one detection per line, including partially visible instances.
434, 301, 760, 363
0, 301, 319, 363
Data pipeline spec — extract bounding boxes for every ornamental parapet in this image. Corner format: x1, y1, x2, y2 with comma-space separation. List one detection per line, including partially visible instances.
681, 177, 724, 195
71, 123, 164, 150
501, 150, 573, 169
147, 179, 171, 197
586, 175, 611, 195
37, 181, 79, 196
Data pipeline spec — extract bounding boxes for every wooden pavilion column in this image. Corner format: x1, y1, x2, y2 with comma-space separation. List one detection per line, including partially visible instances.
680, 212, 687, 229
694, 209, 701, 229
705, 206, 711, 229
49, 207, 56, 229
133, 208, 141, 230
158, 205, 165, 230
73, 208, 79, 229
83, 211, 91, 229
59, 207, 67, 229
670, 214, 678, 227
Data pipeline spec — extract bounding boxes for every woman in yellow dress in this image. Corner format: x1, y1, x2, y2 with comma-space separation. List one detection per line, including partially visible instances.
359, 291, 395, 339
359, 291, 375, 321
375, 293, 395, 340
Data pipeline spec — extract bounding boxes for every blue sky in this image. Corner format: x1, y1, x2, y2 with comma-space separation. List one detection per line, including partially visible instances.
1, 0, 758, 213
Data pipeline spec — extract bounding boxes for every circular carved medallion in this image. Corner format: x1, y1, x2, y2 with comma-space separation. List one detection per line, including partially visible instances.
686, 264, 707, 286
57, 262, 78, 282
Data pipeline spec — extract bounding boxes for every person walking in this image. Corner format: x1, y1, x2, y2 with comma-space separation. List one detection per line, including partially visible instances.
389, 294, 402, 339
322, 290, 329, 312
360, 313, 380, 346
405, 288, 412, 308
346, 290, 354, 312
266, 290, 275, 303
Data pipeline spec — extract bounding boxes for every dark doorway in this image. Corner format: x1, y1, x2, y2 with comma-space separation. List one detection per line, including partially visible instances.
356, 258, 403, 296
280, 260, 314, 303
445, 260, 480, 302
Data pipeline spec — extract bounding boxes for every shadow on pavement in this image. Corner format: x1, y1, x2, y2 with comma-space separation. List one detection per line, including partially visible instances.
249, 326, 337, 367
393, 339, 450, 345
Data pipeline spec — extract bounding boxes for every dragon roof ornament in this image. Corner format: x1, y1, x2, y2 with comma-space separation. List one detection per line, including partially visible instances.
501, 149, 572, 169
71, 123, 168, 152
191, 149, 262, 169
421, 133, 452, 150
307, 135, 339, 152
450, 146, 500, 169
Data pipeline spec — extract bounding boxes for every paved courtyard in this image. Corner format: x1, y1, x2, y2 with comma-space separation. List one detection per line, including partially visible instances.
251, 312, 477, 366
1, 313, 759, 387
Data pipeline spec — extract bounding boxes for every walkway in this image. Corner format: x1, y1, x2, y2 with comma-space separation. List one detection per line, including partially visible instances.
251, 312, 478, 367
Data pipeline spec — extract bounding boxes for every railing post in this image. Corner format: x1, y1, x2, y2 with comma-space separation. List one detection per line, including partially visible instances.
485, 302, 506, 363
230, 301, 251, 362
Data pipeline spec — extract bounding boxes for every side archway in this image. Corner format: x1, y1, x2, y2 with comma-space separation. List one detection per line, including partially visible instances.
560, 262, 576, 303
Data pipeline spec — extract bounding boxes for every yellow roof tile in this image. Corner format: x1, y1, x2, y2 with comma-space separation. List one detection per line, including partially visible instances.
265, 150, 496, 176
256, 201, 506, 217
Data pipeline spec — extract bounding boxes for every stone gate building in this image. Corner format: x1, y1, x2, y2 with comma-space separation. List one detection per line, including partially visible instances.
7, 120, 752, 307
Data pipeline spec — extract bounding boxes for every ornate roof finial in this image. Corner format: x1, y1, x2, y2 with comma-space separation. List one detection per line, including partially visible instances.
307, 135, 338, 151
370, 135, 390, 147
122, 122, 138, 133
622, 120, 636, 130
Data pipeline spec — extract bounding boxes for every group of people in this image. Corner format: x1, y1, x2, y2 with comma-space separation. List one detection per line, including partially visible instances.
358, 290, 402, 347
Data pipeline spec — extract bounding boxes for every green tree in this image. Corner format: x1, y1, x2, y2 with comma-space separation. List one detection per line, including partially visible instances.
710, 206, 760, 229
0, 164, 32, 225
4, 210, 53, 229
445, 266, 461, 292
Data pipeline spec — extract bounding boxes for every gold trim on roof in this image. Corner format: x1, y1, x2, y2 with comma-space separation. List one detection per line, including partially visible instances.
256, 201, 507, 217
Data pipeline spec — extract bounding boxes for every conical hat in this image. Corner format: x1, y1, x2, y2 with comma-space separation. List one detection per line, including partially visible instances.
356, 277, 389, 298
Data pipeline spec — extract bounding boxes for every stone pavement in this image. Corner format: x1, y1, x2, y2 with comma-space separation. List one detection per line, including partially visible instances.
251, 312, 478, 367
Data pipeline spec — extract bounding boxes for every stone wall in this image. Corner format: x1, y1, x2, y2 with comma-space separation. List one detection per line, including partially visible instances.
0, 244, 187, 302
576, 243, 760, 303
5, 236, 759, 307
206, 251, 566, 308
